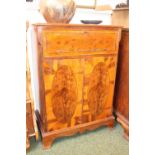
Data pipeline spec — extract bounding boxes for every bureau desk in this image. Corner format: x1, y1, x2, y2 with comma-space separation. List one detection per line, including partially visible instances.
32, 24, 121, 149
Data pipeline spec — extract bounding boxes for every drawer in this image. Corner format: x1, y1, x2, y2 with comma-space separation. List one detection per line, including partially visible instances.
42, 30, 118, 57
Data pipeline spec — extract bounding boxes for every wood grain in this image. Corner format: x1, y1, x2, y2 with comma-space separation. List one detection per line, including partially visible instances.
33, 24, 121, 149
43, 30, 118, 56
51, 65, 78, 123
88, 62, 109, 118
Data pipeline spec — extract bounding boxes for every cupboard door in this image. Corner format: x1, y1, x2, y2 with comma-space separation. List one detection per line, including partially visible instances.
82, 55, 117, 123
43, 58, 84, 131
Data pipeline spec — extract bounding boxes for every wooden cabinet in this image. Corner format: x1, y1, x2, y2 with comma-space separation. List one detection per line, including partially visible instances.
114, 28, 129, 139
33, 24, 121, 149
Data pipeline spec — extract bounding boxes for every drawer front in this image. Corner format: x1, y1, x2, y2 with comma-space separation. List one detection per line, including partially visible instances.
42, 30, 119, 57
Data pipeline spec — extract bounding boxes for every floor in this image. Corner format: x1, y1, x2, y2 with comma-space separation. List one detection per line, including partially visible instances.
27, 123, 129, 155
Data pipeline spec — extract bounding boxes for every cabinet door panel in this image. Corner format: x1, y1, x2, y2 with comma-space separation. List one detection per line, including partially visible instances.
82, 55, 117, 123
43, 55, 117, 130
43, 58, 84, 131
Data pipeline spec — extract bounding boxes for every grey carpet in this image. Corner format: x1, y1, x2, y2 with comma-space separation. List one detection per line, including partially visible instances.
27, 123, 129, 155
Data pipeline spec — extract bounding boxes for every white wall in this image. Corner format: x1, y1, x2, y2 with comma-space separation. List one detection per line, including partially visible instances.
70, 8, 112, 25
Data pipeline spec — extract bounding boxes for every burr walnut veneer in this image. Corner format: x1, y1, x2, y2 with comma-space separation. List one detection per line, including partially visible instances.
114, 28, 129, 139
32, 24, 121, 149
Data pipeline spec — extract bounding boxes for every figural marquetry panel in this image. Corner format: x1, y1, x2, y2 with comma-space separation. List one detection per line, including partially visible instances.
51, 65, 78, 124
33, 24, 121, 149
87, 62, 109, 118
82, 56, 117, 123
43, 58, 84, 131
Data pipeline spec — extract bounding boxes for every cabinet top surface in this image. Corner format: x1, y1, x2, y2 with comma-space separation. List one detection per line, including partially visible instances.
32, 23, 122, 30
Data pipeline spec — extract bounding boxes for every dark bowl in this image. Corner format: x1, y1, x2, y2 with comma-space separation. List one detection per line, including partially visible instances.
81, 20, 102, 24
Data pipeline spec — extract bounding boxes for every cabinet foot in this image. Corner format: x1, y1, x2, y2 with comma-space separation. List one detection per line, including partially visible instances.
116, 114, 129, 140
107, 119, 115, 129
42, 138, 54, 149
123, 128, 129, 140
